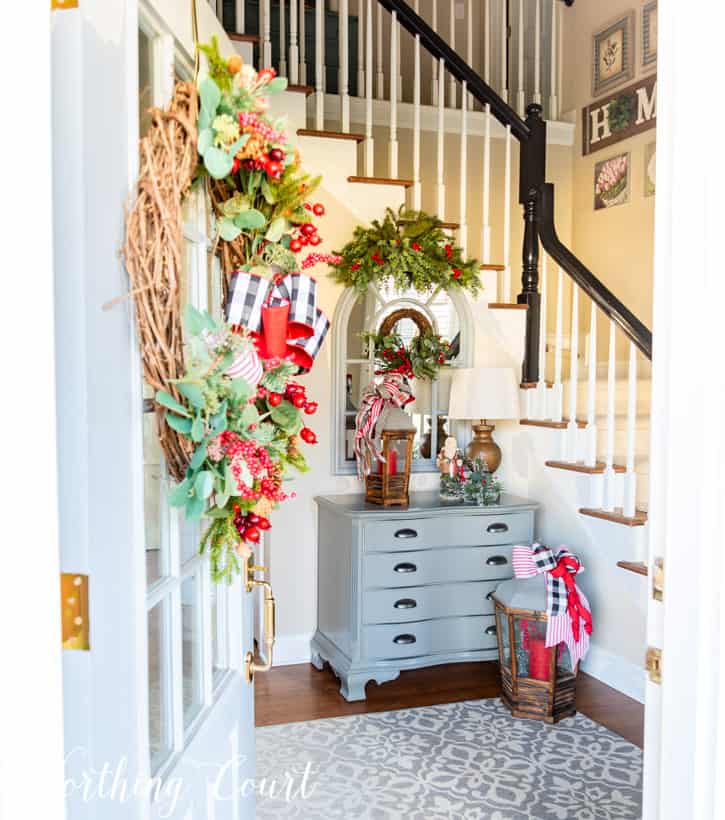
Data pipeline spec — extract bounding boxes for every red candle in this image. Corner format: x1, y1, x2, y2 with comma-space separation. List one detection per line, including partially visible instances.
528, 637, 552, 681
388, 449, 398, 476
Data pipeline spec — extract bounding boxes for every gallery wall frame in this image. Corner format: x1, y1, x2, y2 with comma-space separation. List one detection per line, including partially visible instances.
592, 11, 636, 97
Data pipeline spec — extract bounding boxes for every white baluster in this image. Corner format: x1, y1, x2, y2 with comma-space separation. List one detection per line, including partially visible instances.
279, 0, 287, 78
388, 10, 399, 177
624, 341, 638, 518
502, 125, 512, 301
262, 0, 272, 68
299, 0, 307, 84
566, 284, 579, 461
557, 0, 563, 119
466, 0, 473, 107
534, 0, 541, 105
584, 300, 598, 466
396, 25, 403, 102
436, 59, 445, 217
516, 0, 525, 115
364, 0, 374, 175
603, 319, 617, 511
357, 0, 365, 97
235, 0, 244, 34
549, 0, 558, 118
376, 3, 384, 99
412, 0, 422, 210
552, 267, 564, 422
536, 252, 548, 419
315, 0, 324, 130
339, 0, 350, 131
500, 0, 508, 102
449, 0, 457, 107
481, 104, 492, 264
431, 0, 439, 105
289, 0, 299, 84
458, 83, 468, 254
484, 0, 491, 85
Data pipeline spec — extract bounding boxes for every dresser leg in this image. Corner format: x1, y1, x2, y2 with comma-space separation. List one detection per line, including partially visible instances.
310, 649, 325, 671
339, 673, 370, 702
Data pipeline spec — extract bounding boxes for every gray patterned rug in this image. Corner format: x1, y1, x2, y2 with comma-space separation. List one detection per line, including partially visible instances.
256, 699, 642, 819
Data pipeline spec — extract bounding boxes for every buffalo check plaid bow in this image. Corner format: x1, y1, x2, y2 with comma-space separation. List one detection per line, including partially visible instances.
512, 543, 593, 643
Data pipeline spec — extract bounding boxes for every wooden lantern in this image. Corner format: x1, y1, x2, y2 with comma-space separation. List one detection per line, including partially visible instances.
364, 407, 415, 506
492, 578, 578, 723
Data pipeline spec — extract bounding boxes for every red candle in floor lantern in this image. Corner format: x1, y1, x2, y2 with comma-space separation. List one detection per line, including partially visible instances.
388, 449, 398, 476
528, 636, 553, 681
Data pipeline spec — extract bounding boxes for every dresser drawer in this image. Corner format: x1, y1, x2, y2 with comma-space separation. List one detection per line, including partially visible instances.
363, 580, 500, 624
363, 544, 513, 589
363, 615, 498, 660
362, 512, 531, 552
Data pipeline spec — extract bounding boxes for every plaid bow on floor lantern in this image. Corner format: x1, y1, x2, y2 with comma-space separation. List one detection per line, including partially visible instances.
226, 270, 330, 372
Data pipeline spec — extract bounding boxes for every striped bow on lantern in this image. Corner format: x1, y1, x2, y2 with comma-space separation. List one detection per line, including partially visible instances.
353, 374, 414, 479
225, 269, 330, 371
512, 543, 593, 667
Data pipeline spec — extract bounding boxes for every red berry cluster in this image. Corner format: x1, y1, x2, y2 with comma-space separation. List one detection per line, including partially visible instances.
233, 504, 271, 545
219, 431, 275, 501
289, 203, 325, 253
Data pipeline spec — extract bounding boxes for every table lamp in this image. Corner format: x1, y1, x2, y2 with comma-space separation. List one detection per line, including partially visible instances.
448, 367, 520, 472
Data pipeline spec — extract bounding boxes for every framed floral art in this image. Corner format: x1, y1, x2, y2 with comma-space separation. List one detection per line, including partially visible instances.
592, 12, 636, 97
594, 152, 630, 211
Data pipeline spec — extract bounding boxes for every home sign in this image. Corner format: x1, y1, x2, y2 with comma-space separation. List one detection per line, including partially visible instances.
582, 74, 656, 156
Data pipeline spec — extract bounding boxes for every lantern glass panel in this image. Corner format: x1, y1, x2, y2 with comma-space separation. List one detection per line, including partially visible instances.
513, 617, 552, 682
496, 609, 511, 670
556, 643, 575, 678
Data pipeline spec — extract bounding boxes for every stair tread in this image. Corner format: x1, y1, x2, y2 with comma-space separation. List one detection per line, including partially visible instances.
400, 218, 460, 230
545, 460, 627, 475
348, 175, 414, 188
520, 381, 554, 389
489, 302, 527, 310
480, 263, 506, 271
520, 418, 587, 430
579, 507, 648, 526
288, 84, 315, 96
227, 32, 260, 43
617, 560, 648, 576
298, 128, 365, 141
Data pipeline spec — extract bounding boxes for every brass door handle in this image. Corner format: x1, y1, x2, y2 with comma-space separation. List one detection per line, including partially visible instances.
244, 560, 276, 684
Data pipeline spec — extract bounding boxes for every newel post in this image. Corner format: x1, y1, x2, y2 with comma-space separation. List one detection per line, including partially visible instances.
518, 103, 547, 385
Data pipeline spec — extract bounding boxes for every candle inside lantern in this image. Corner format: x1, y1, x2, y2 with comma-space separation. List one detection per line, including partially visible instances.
528, 636, 552, 681
388, 449, 398, 475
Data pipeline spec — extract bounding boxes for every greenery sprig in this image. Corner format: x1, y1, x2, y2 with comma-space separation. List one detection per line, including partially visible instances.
330, 207, 481, 295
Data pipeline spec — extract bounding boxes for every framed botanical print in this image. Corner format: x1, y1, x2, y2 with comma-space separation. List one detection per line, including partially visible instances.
642, 1, 658, 69
592, 12, 636, 97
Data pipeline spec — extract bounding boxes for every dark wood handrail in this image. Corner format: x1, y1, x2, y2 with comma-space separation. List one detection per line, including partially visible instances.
373, 0, 653, 366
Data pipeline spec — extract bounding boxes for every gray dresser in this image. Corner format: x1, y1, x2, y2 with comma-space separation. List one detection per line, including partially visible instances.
311, 492, 538, 701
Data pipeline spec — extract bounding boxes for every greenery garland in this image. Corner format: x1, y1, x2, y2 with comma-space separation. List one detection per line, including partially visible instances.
330, 207, 481, 295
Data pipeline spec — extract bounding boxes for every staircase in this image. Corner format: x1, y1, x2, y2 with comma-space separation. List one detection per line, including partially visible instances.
215, 0, 653, 582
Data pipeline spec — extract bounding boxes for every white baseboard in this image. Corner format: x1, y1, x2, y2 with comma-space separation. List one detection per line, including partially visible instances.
273, 632, 313, 667
581, 642, 646, 704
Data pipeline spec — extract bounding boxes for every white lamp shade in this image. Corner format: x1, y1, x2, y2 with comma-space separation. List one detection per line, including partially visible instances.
448, 367, 521, 421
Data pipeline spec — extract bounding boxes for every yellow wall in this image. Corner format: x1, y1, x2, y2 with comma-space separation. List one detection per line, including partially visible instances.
562, 1, 656, 334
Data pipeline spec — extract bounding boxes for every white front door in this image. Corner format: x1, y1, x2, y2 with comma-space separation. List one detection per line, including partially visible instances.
53, 3, 256, 817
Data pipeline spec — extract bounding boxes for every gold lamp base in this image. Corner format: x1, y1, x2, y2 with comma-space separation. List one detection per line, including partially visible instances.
465, 419, 502, 473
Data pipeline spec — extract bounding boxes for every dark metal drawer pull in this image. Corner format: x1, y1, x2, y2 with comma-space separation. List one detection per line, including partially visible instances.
394, 528, 418, 539
486, 555, 508, 566
393, 562, 417, 573
486, 591, 496, 601
485, 625, 497, 636
487, 522, 509, 534
393, 633, 417, 645
394, 598, 417, 609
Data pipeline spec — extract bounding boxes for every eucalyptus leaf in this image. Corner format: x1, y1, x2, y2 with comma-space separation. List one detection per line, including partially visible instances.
261, 178, 277, 204
165, 412, 193, 435
191, 414, 205, 442
184, 304, 215, 335
234, 209, 266, 230
155, 390, 190, 417
224, 465, 236, 498
265, 216, 288, 243
267, 77, 288, 93
177, 382, 205, 409
190, 441, 208, 471
168, 478, 192, 507
197, 128, 214, 156
219, 219, 242, 241
199, 77, 221, 116
195, 470, 214, 500
241, 403, 260, 428
212, 491, 229, 510
227, 133, 250, 156
198, 107, 211, 132
204, 146, 234, 180
185, 493, 206, 521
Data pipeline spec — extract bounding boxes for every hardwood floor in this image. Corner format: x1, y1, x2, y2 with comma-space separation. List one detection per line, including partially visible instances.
255, 660, 644, 749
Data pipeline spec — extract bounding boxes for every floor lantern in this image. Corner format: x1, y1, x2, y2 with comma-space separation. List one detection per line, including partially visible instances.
491, 544, 593, 723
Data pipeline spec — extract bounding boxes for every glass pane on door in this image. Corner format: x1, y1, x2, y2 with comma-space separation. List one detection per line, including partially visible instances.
148, 598, 172, 772
181, 574, 203, 728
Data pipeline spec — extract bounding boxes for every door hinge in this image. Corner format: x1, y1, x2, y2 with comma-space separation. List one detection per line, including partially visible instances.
645, 646, 662, 684
60, 573, 90, 650
652, 557, 664, 602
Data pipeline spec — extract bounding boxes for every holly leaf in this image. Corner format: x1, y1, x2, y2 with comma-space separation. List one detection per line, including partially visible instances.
155, 390, 190, 417
204, 146, 234, 180
234, 209, 266, 230
166, 412, 193, 435
269, 401, 301, 432
177, 382, 205, 409
219, 218, 242, 241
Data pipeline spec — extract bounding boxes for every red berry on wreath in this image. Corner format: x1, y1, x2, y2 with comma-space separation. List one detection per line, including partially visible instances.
411, 242, 422, 252
257, 517, 271, 530
304, 203, 312, 211
300, 427, 318, 444
313, 203, 325, 216
292, 394, 306, 409
309, 234, 322, 246
290, 238, 303, 253
301, 223, 316, 237
269, 147, 284, 162
247, 513, 260, 525
304, 401, 318, 415
452, 268, 462, 279
257, 386, 268, 398
268, 392, 283, 407
244, 526, 261, 544
266, 160, 283, 178
299, 235, 309, 246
